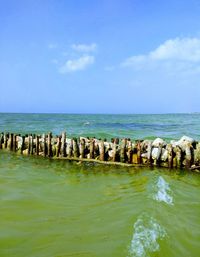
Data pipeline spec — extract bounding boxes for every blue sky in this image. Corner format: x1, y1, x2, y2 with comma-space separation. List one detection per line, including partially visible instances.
0, 0, 200, 114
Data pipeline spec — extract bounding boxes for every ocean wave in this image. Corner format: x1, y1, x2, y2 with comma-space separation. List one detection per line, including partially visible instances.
153, 176, 173, 205
127, 213, 167, 257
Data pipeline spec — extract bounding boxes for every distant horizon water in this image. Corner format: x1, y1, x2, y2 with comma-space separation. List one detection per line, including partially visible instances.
1, 112, 200, 115
0, 112, 199, 141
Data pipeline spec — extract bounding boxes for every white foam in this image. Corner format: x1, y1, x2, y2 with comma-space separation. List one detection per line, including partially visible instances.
128, 213, 166, 257
83, 121, 90, 125
153, 176, 173, 205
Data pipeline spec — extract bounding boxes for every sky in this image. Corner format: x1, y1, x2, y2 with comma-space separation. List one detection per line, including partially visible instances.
0, 0, 200, 114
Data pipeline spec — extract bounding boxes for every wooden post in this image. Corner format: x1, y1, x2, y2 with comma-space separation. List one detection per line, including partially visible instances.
9, 133, 13, 151
27, 135, 31, 155
137, 141, 142, 164
67, 139, 73, 158
47, 132, 52, 157
167, 144, 173, 169
32, 134, 36, 154
16, 134, 21, 152
36, 135, 39, 155
56, 136, 61, 157
3, 133, 8, 149
21, 136, 25, 154
30, 134, 34, 155
147, 141, 152, 165
185, 143, 192, 169
156, 143, 162, 166
89, 138, 94, 159
99, 140, 105, 161
43, 134, 47, 157
127, 139, 132, 164
73, 138, 79, 158
120, 139, 126, 163
13, 134, 17, 152
80, 138, 85, 158
93, 139, 99, 158
112, 139, 117, 162
61, 132, 66, 157
175, 146, 182, 169
0, 133, 3, 149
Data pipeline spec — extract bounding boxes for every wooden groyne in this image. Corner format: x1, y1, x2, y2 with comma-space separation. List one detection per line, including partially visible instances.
0, 132, 200, 171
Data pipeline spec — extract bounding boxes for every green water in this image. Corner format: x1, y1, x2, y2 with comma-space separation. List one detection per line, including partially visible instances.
0, 113, 200, 256
0, 152, 200, 257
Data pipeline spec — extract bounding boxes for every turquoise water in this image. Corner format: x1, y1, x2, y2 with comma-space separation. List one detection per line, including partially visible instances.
0, 113, 200, 257
1, 113, 200, 140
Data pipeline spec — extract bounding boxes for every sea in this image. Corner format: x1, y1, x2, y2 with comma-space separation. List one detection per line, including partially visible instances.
0, 113, 200, 257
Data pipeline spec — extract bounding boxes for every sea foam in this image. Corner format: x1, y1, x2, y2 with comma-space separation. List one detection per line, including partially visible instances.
128, 213, 166, 257
153, 176, 173, 205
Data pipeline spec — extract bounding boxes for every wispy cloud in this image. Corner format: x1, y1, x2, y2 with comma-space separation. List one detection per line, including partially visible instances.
121, 37, 200, 74
71, 43, 97, 52
59, 55, 94, 73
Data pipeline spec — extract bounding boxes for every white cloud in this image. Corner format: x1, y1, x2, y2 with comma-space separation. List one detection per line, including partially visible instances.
71, 43, 97, 52
59, 55, 94, 73
149, 38, 200, 61
121, 37, 200, 74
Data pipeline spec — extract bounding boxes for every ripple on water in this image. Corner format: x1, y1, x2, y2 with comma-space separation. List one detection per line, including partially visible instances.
127, 213, 167, 257
153, 176, 173, 205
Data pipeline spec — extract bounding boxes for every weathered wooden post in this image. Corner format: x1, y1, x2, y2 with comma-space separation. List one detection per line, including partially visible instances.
120, 139, 126, 163
156, 143, 162, 166
185, 143, 192, 169
27, 135, 31, 155
147, 141, 152, 165
112, 139, 117, 162
127, 139, 132, 164
99, 140, 105, 161
137, 141, 142, 164
21, 135, 25, 154
89, 138, 94, 159
42, 133, 47, 157
56, 136, 61, 157
80, 138, 85, 158
35, 135, 40, 155
47, 132, 52, 157
167, 144, 173, 169
8, 133, 13, 151
30, 134, 34, 155
61, 132, 66, 157
67, 139, 73, 158
3, 133, 8, 149
72, 138, 79, 158
32, 134, 36, 154
176, 146, 182, 169
0, 133, 3, 149
13, 134, 17, 152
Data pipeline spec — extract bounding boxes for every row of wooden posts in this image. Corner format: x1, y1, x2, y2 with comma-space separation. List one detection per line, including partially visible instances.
0, 132, 199, 170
